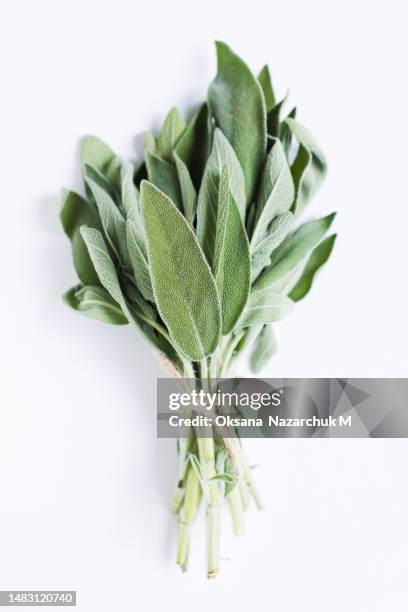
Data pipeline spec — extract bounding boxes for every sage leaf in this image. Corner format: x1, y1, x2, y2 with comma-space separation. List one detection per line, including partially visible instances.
255, 213, 336, 290
196, 129, 246, 266
140, 181, 221, 361
145, 150, 181, 209
224, 457, 239, 497
126, 219, 153, 301
285, 118, 327, 217
267, 93, 288, 138
258, 65, 276, 111
84, 162, 119, 205
213, 168, 250, 334
63, 284, 128, 325
85, 178, 128, 264
173, 155, 197, 226
251, 139, 294, 250
144, 132, 156, 154
251, 211, 293, 282
208, 42, 267, 204
59, 189, 101, 286
79, 227, 130, 318
156, 107, 186, 160
289, 234, 337, 302
210, 473, 236, 484
174, 104, 212, 188
80, 135, 116, 176
249, 325, 277, 373
238, 289, 294, 328
280, 107, 297, 157
173, 106, 214, 225
121, 162, 144, 231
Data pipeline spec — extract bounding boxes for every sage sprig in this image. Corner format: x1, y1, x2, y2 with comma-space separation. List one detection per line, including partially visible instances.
60, 41, 336, 577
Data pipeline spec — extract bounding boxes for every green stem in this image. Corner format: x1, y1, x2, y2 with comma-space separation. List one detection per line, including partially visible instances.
176, 464, 202, 571
227, 483, 246, 535
197, 436, 222, 579
238, 476, 250, 511
235, 442, 263, 510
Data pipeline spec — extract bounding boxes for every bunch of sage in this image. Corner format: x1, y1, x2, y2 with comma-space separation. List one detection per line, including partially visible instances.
60, 41, 336, 578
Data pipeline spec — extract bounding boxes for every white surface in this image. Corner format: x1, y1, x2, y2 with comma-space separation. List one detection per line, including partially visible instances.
1, 0, 408, 609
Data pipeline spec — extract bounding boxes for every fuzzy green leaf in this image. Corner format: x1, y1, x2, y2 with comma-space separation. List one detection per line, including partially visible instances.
258, 65, 276, 111
210, 473, 236, 484
174, 104, 212, 188
255, 213, 336, 290
84, 163, 119, 205
280, 107, 297, 156
208, 42, 267, 204
196, 129, 246, 266
249, 325, 277, 373
126, 219, 153, 301
267, 94, 288, 138
213, 168, 250, 334
80, 135, 116, 176
59, 189, 101, 286
238, 289, 294, 328
251, 211, 293, 282
251, 139, 294, 250
140, 181, 221, 361
173, 155, 197, 226
63, 285, 128, 325
79, 227, 129, 318
156, 107, 186, 160
285, 118, 327, 217
145, 151, 182, 209
120, 162, 140, 221
289, 234, 337, 302
85, 179, 128, 264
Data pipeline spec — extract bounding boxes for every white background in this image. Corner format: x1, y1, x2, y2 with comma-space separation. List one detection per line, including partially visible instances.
1, 0, 408, 610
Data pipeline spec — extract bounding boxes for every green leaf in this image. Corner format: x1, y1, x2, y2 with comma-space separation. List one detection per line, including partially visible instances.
63, 285, 128, 325
79, 227, 130, 318
156, 107, 186, 160
208, 41, 267, 204
85, 178, 128, 264
251, 211, 293, 282
238, 289, 294, 328
289, 234, 337, 302
120, 162, 142, 224
255, 213, 336, 290
104, 155, 122, 190
280, 107, 297, 156
196, 129, 246, 266
174, 104, 212, 188
251, 139, 294, 250
74, 235, 165, 352
224, 457, 239, 497
126, 219, 153, 301
140, 181, 221, 361
143, 131, 156, 154
249, 325, 277, 373
213, 168, 250, 334
285, 118, 327, 216
213, 168, 251, 336
173, 155, 197, 226
83, 163, 119, 205
210, 473, 236, 484
267, 94, 288, 138
258, 65, 276, 111
59, 189, 101, 286
145, 150, 181, 209
80, 135, 116, 176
